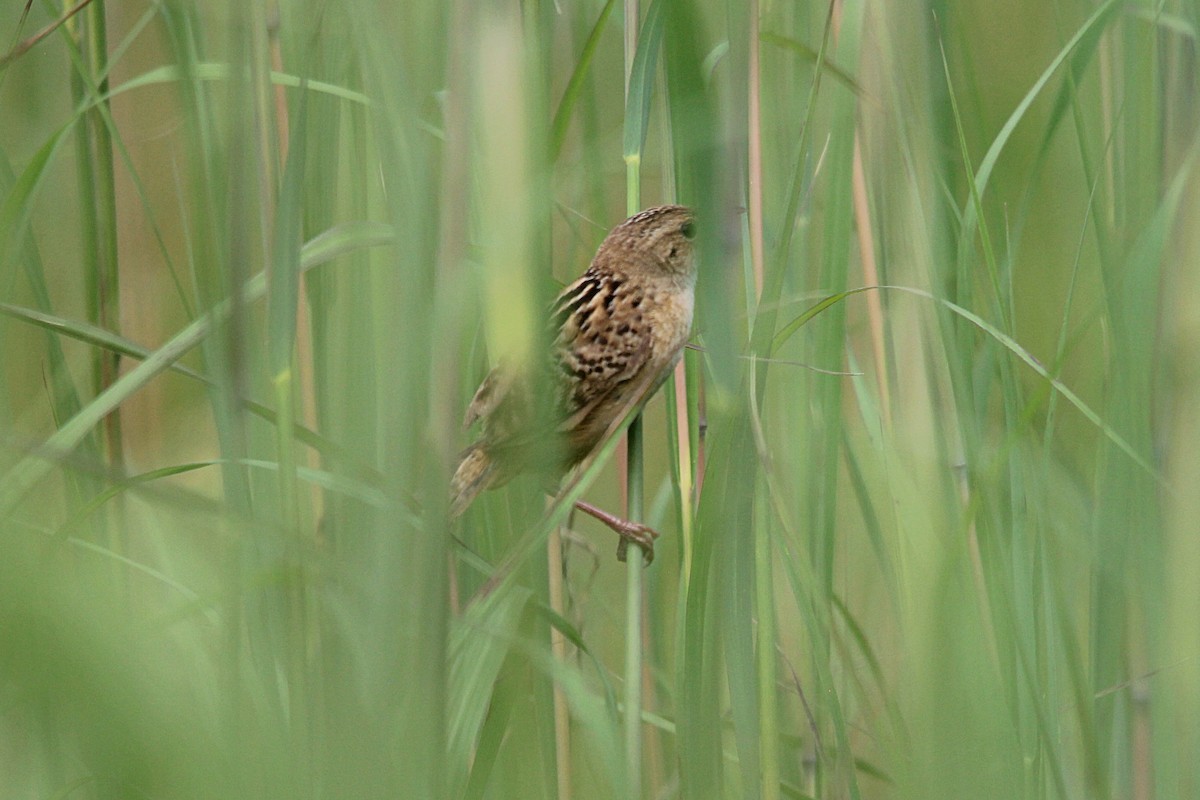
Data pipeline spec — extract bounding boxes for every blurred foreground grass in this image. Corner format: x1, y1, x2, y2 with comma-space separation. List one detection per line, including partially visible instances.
1, 1, 1199, 798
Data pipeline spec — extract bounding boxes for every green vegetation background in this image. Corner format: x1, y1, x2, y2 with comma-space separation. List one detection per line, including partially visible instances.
0, 1, 1197, 798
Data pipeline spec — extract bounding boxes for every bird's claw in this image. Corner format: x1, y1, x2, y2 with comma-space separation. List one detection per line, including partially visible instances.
614, 522, 660, 565
572, 499, 661, 565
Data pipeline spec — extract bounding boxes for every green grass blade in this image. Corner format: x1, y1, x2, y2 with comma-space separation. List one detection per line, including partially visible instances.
622, 0, 666, 165
0, 223, 394, 518
550, 0, 619, 161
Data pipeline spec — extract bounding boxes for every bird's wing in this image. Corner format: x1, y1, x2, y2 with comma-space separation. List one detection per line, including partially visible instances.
463, 362, 516, 429
465, 268, 654, 441
551, 268, 654, 432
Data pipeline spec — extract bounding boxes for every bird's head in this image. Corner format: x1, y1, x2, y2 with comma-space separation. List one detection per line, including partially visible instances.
599, 204, 696, 284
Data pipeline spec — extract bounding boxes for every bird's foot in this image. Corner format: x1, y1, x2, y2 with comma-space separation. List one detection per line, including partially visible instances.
573, 500, 660, 564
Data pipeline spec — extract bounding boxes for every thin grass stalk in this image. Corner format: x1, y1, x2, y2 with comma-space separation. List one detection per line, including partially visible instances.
621, 126, 646, 800
744, 0, 782, 795
666, 365, 694, 586
550, 0, 619, 163
358, 5, 454, 792
649, 19, 702, 625
747, 0, 764, 300
1099, 18, 1168, 794
543, 3, 628, 793
942, 36, 1039, 763
851, 140, 890, 427
76, 2, 123, 469
622, 1, 647, 794
524, 7, 563, 798
269, 4, 319, 526
753, 501, 782, 798
0, 131, 103, 528
623, 415, 645, 796
639, 30, 680, 792
66, 0, 123, 566
546, 525, 572, 800
810, 1, 867, 795
274, 142, 311, 794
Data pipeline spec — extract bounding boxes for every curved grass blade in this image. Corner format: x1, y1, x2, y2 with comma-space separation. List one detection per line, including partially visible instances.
110, 63, 375, 110
771, 287, 871, 355
0, 124, 75, 278
0, 0, 95, 72
447, 587, 531, 799
773, 284, 1163, 481
759, 31, 864, 98
56, 458, 396, 541
621, 0, 667, 165
0, 221, 394, 518
0, 300, 379, 477
955, 0, 1121, 243
550, 0, 619, 161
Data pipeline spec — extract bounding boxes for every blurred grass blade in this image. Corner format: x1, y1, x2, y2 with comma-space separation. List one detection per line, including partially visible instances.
0, 124, 75, 275
622, 0, 666, 164
448, 587, 530, 798
110, 63, 375, 109
268, 79, 309, 531
0, 300, 384, 474
0, 149, 89, 433
956, 0, 1121, 242
771, 287, 873, 354
759, 31, 863, 97
0, 222, 393, 518
2, 3, 1195, 798
898, 285, 1162, 479
550, 0, 619, 161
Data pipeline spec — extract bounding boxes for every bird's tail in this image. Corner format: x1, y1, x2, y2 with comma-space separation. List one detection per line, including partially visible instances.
450, 443, 497, 518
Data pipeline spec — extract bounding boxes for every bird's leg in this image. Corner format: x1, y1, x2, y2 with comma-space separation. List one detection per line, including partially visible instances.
573, 500, 659, 564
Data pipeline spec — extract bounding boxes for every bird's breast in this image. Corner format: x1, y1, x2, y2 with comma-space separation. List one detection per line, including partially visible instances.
645, 286, 695, 366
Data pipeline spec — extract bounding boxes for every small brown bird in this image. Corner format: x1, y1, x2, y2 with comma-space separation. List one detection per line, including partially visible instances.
451, 205, 697, 563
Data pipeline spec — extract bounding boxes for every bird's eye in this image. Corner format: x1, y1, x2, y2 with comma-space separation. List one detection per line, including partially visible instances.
680, 220, 695, 240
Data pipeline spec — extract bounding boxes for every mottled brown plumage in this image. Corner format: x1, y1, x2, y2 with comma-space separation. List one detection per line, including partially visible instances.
451, 205, 697, 563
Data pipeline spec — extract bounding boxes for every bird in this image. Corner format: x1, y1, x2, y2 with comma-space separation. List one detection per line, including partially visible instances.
450, 205, 697, 564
